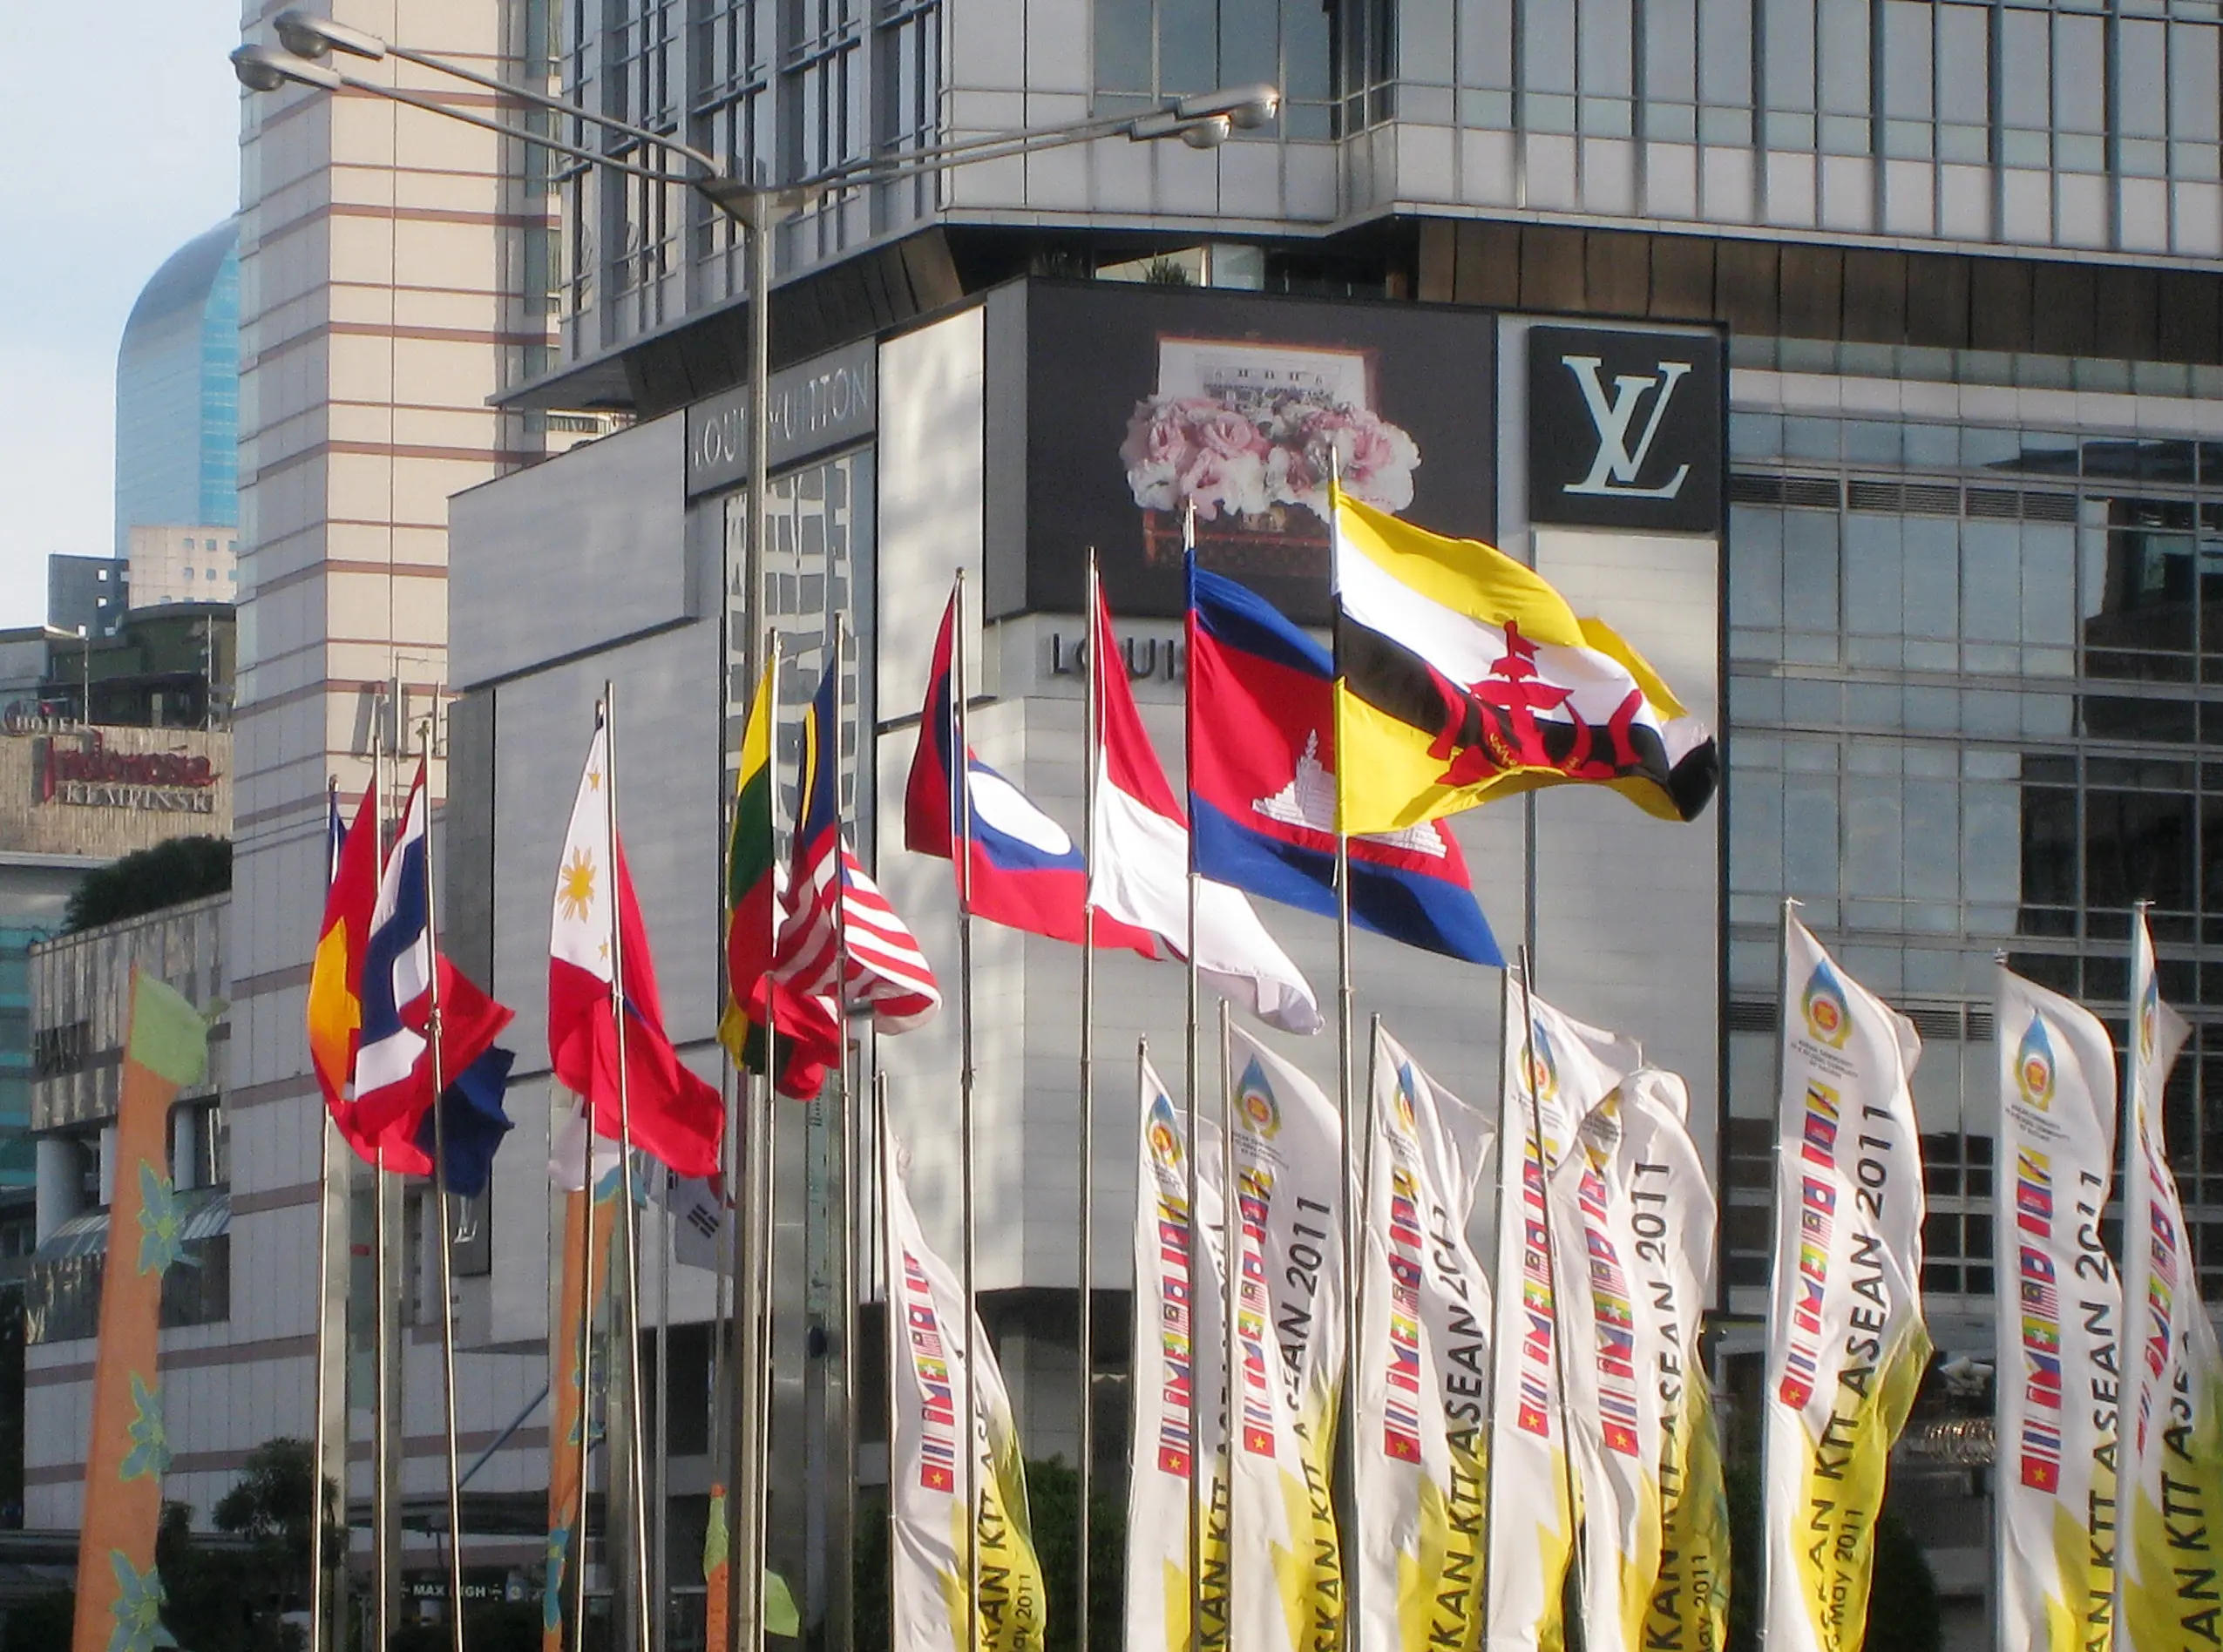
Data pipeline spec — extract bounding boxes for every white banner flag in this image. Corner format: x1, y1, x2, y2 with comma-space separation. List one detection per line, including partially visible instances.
1125, 1057, 1231, 1652
1355, 1024, 1494, 1652
1488, 978, 1637, 1652
1224, 1026, 1345, 1652
884, 1137, 1047, 1652
1549, 1070, 1719, 1652
1761, 917, 1929, 1652
2117, 914, 2223, 1651
1994, 965, 2123, 1649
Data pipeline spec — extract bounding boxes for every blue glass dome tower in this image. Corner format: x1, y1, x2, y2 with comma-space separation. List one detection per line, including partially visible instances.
113, 220, 240, 556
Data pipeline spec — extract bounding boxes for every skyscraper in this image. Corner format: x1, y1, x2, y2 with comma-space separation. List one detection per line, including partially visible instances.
112, 220, 239, 558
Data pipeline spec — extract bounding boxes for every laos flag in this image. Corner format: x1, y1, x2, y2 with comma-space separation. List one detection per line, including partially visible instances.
1187, 564, 1503, 966
905, 590, 1160, 957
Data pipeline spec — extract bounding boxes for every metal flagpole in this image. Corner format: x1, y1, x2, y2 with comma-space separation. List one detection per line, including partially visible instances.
1217, 999, 1237, 1652
828, 612, 860, 1652
1475, 971, 1511, 1648
729, 627, 783, 1652
1513, 949, 1587, 1644
1327, 471, 1360, 1652
572, 1115, 599, 1652
601, 682, 657, 1649
654, 1185, 672, 1649
369, 718, 396, 1652
1179, 505, 1206, 1652
953, 571, 982, 1652
1077, 548, 1101, 1652
309, 779, 340, 1652
416, 730, 471, 1652
876, 1068, 896, 1645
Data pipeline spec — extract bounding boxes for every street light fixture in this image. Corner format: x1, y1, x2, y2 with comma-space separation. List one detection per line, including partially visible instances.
232, 19, 1279, 1652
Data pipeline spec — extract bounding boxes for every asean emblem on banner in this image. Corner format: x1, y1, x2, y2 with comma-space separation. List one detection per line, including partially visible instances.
1235, 1067, 1282, 1141
1147, 1097, 1185, 1179
2138, 978, 2159, 1068
1524, 1021, 1562, 1103
1799, 962, 1852, 1048
2014, 1018, 2056, 1112
1390, 1070, 1420, 1141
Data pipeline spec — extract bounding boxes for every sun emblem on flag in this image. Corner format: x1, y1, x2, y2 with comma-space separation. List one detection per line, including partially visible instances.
2016, 1015, 2056, 1112
1523, 1023, 1561, 1101
557, 848, 598, 924
1391, 1068, 1421, 1141
1235, 1065, 1281, 1141
1146, 1097, 1184, 1177
1800, 962, 1852, 1049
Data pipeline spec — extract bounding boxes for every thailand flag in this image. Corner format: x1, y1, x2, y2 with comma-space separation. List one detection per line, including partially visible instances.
905, 591, 1159, 958
1186, 564, 1503, 965
351, 762, 514, 1176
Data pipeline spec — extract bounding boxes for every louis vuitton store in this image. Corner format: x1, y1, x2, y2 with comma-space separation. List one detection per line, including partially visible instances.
444, 262, 2223, 1638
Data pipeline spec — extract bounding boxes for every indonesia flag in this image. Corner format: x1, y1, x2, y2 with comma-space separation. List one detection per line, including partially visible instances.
904, 590, 1159, 956
548, 714, 726, 1178
1187, 564, 1502, 966
1087, 585, 1321, 1035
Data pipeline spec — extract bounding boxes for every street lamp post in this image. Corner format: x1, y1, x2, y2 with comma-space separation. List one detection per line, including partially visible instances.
233, 17, 1278, 1652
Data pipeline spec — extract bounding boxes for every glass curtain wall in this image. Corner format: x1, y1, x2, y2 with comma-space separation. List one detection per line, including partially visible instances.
558, 0, 936, 355
1722, 341, 2223, 1317
1315, 0, 2217, 247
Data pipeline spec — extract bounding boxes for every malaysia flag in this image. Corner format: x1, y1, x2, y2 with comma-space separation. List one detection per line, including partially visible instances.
1186, 564, 1502, 966
905, 591, 1159, 958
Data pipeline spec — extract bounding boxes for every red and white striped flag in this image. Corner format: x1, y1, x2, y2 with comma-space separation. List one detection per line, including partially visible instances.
777, 836, 941, 1033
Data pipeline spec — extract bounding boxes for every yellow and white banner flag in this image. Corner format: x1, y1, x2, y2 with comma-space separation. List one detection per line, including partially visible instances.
2118, 915, 2223, 1651
1488, 978, 1637, 1652
1761, 918, 1930, 1652
884, 1136, 1047, 1652
1549, 1070, 1722, 1652
1126, 1057, 1231, 1652
1225, 1026, 1345, 1652
1355, 1024, 1494, 1652
1994, 966, 2123, 1649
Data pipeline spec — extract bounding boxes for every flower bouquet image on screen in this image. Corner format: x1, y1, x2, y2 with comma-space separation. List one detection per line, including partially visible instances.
1118, 337, 1420, 581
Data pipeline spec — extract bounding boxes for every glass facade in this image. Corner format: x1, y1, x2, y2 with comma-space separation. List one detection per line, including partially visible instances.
112, 221, 239, 557
1721, 335, 2223, 1318
558, 0, 941, 354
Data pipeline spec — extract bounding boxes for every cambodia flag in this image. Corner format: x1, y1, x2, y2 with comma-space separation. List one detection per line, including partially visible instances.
1186, 565, 1503, 965
905, 591, 1159, 957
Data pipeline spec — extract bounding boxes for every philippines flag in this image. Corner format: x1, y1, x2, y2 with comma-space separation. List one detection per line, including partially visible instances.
904, 591, 1158, 957
350, 762, 516, 1186
1185, 565, 1502, 966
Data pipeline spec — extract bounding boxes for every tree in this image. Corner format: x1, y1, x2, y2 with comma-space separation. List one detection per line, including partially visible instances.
64, 836, 231, 931
214, 1436, 339, 1618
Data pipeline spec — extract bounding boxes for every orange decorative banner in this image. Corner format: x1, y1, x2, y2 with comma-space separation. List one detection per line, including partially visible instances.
72, 968, 207, 1652
543, 1161, 617, 1652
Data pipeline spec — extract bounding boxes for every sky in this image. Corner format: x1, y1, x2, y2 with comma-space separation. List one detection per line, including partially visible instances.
0, 3, 242, 628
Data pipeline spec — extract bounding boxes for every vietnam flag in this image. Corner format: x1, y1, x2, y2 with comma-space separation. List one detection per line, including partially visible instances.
548, 712, 725, 1179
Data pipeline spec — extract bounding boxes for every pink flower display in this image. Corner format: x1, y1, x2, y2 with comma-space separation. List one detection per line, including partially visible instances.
1120, 390, 1420, 524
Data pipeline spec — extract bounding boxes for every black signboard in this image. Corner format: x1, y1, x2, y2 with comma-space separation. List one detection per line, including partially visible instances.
1526, 325, 1723, 534
1014, 284, 1497, 623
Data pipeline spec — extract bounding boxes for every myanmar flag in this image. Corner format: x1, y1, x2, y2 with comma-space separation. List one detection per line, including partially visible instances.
719, 658, 779, 1065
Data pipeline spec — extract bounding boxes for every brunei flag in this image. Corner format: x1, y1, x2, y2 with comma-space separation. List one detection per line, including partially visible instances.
718, 657, 780, 1067
1332, 488, 1718, 833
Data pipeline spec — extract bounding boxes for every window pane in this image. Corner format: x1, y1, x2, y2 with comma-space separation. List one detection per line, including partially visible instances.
1525, 0, 1576, 91
2053, 14, 2104, 135
1784, 771, 1840, 898
1461, 0, 1515, 91
1882, 1, 1933, 122
1764, 0, 1815, 111
1645, 0, 1698, 101
1095, 0, 1152, 90
1903, 518, 1959, 642
1700, 0, 1752, 105
1818, 0, 1869, 116
1731, 507, 1786, 627
1580, 0, 1634, 97
2001, 10, 2048, 128
2022, 787, 2078, 907
2122, 19, 2168, 140
1784, 511, 1840, 633
1847, 777, 1903, 898
1845, 516, 1904, 637
1161, 0, 1219, 93
2172, 22, 2221, 146
2087, 790, 2196, 911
